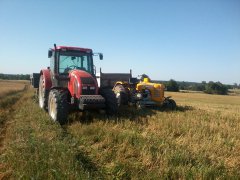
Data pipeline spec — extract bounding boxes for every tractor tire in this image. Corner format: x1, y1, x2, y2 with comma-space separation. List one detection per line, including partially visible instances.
168, 99, 177, 110
163, 99, 176, 110
113, 85, 128, 107
136, 101, 145, 110
48, 89, 69, 125
100, 88, 118, 115
38, 75, 49, 111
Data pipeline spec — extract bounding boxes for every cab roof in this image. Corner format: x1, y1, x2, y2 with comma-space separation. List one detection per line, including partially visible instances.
53, 46, 92, 52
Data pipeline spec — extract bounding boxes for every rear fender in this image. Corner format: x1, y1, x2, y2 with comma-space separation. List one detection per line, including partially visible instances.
40, 69, 52, 90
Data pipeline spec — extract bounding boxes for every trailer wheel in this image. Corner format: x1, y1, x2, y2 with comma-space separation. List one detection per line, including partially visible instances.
100, 88, 118, 115
38, 75, 49, 111
48, 89, 69, 125
113, 85, 128, 107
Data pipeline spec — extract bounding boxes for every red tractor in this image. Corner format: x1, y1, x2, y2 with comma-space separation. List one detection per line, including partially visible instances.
31, 44, 117, 124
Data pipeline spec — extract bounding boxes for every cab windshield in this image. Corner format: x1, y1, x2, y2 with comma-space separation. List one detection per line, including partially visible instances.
58, 51, 93, 74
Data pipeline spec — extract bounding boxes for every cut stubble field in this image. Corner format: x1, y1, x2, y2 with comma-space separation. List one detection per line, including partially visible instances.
0, 80, 27, 98
0, 80, 240, 179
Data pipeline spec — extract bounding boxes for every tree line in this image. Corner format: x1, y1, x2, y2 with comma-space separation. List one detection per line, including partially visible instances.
161, 79, 239, 95
1, 73, 238, 95
139, 74, 239, 95
0, 73, 30, 80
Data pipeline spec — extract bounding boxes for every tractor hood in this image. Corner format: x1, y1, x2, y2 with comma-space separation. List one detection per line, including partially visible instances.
68, 70, 98, 98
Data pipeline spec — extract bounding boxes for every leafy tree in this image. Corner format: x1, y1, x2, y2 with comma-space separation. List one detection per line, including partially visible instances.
191, 84, 205, 91
166, 79, 179, 92
204, 81, 228, 95
179, 81, 187, 90
0, 73, 4, 79
140, 74, 151, 81
233, 83, 239, 89
0, 73, 30, 80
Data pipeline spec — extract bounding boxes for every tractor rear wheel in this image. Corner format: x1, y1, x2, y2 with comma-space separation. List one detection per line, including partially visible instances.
48, 89, 69, 125
100, 88, 118, 115
38, 75, 49, 111
113, 84, 128, 107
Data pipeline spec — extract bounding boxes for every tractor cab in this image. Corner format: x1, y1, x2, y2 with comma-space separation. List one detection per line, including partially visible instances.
48, 44, 102, 87
31, 44, 117, 124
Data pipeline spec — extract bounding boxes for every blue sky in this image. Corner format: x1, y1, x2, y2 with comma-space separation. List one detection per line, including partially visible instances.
0, 0, 239, 84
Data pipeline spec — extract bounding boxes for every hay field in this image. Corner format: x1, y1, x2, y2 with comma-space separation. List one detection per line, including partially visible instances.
0, 80, 28, 98
0, 88, 240, 179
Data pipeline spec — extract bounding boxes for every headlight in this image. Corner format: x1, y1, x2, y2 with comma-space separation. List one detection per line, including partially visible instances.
136, 93, 142, 99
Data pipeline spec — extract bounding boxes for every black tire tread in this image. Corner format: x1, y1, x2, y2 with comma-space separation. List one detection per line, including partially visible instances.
169, 99, 177, 110
100, 88, 118, 115
48, 89, 69, 125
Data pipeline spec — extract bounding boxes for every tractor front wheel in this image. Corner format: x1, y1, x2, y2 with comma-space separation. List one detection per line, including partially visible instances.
48, 89, 69, 125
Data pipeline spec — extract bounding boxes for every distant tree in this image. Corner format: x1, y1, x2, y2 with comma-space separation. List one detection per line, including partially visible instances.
191, 83, 205, 91
0, 73, 4, 79
204, 81, 228, 95
0, 74, 30, 80
179, 81, 187, 90
233, 83, 238, 89
166, 79, 179, 92
140, 74, 151, 81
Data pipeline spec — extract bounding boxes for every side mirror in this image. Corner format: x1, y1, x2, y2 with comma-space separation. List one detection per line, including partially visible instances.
99, 53, 103, 60
48, 50, 52, 58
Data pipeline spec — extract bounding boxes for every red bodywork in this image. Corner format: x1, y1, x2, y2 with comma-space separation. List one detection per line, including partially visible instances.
52, 46, 92, 53
68, 70, 98, 98
41, 46, 98, 99
40, 69, 52, 90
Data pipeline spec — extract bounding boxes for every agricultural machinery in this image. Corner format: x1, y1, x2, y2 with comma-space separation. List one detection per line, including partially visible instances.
31, 44, 118, 124
30, 44, 176, 124
112, 76, 177, 109
94, 70, 176, 109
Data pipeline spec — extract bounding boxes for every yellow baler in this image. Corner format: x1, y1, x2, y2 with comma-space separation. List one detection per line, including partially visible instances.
136, 78, 165, 105
113, 77, 176, 109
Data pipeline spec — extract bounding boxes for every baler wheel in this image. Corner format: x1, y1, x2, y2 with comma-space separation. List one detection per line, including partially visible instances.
164, 99, 177, 110
168, 99, 177, 110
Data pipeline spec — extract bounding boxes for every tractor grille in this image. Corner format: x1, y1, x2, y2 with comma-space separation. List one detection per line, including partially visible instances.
80, 77, 95, 85
82, 88, 95, 95
81, 77, 96, 95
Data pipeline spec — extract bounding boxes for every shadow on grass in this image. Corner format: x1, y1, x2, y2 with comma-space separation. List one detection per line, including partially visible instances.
75, 151, 105, 179
67, 107, 156, 125
67, 104, 194, 125
59, 127, 105, 178
176, 105, 194, 112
